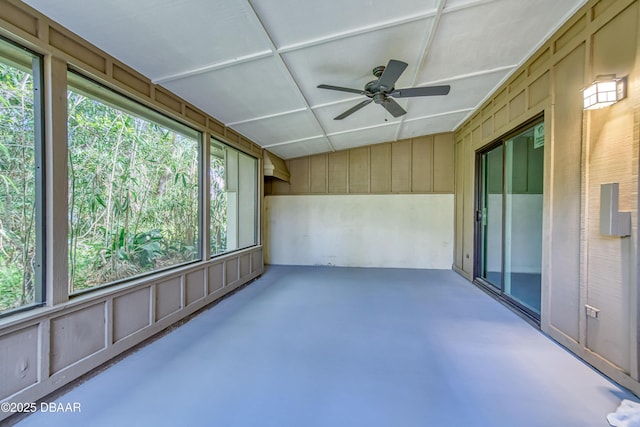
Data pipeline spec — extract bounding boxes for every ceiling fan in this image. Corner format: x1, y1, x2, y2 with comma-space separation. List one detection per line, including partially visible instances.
317, 59, 450, 120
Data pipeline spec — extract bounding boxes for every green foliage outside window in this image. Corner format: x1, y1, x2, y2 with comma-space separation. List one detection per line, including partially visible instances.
1, 46, 256, 313
67, 87, 201, 292
0, 59, 38, 313
210, 154, 227, 255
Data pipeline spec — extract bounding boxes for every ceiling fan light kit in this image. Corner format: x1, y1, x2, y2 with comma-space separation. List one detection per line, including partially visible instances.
318, 59, 451, 120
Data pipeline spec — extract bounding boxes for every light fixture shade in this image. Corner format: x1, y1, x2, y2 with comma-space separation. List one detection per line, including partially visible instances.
583, 75, 627, 110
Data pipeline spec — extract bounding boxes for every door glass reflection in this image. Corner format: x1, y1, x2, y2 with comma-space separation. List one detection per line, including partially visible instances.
480, 146, 503, 289
503, 124, 543, 314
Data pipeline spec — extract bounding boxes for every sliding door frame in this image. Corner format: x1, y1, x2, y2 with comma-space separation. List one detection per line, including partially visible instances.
473, 114, 544, 324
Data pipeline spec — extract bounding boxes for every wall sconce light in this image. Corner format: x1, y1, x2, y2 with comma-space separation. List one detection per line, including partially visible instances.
582, 74, 627, 110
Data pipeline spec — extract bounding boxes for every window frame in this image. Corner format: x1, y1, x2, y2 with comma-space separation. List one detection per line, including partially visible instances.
209, 137, 259, 259
66, 71, 203, 296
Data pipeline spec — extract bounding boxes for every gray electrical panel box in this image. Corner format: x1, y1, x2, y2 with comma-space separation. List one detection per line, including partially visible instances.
600, 182, 631, 237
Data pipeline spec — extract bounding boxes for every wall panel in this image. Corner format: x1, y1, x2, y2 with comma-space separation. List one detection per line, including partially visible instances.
239, 253, 251, 279
270, 176, 291, 194
494, 88, 508, 108
0, 326, 38, 400
185, 105, 206, 126
554, 15, 586, 52
370, 143, 392, 192
482, 117, 493, 139
434, 134, 455, 193
185, 270, 205, 306
391, 140, 412, 192
509, 91, 526, 120
591, 1, 638, 77
349, 146, 370, 193
328, 151, 348, 193
113, 64, 151, 97
548, 44, 585, 342
50, 304, 106, 374
529, 72, 550, 108
208, 263, 224, 294
113, 288, 151, 342
289, 157, 310, 194
529, 48, 551, 76
225, 258, 239, 286
494, 105, 508, 132
510, 71, 526, 91
310, 155, 328, 193
49, 27, 106, 73
155, 277, 182, 321
411, 136, 433, 192
251, 250, 263, 273
0, 2, 38, 36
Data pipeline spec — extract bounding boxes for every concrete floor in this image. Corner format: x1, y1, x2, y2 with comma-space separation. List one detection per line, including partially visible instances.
15, 266, 635, 427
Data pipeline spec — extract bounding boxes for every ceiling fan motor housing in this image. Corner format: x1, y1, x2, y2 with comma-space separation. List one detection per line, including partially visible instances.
365, 80, 380, 94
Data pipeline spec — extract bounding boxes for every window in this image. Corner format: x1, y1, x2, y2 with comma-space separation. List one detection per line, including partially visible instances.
0, 39, 43, 314
67, 72, 201, 293
210, 139, 257, 256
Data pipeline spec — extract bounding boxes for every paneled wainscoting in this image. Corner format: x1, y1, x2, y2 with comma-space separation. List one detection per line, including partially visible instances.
0, 247, 264, 423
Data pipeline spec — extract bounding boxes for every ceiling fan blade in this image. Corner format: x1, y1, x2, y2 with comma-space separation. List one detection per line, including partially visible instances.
318, 84, 367, 95
376, 60, 408, 91
390, 85, 451, 98
334, 99, 373, 120
381, 98, 406, 118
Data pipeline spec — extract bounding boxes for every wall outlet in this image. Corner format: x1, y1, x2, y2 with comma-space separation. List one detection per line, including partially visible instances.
585, 305, 600, 318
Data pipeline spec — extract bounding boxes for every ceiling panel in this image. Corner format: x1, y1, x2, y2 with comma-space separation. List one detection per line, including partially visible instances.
22, 0, 587, 158
163, 56, 305, 124
265, 137, 334, 159
420, 0, 583, 82
231, 110, 324, 147
399, 111, 471, 139
329, 124, 400, 151
444, 0, 498, 11
252, 0, 439, 49
283, 18, 433, 107
403, 69, 511, 120
24, 0, 272, 81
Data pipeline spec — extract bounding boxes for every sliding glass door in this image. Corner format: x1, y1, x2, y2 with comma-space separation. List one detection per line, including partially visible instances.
476, 121, 544, 319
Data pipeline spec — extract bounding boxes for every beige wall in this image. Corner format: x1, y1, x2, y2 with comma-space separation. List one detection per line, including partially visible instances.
264, 133, 455, 269
266, 133, 454, 195
453, 0, 640, 393
0, 1, 264, 421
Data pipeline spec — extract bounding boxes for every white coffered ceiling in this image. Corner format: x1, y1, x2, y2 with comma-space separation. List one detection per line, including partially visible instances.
24, 0, 586, 159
